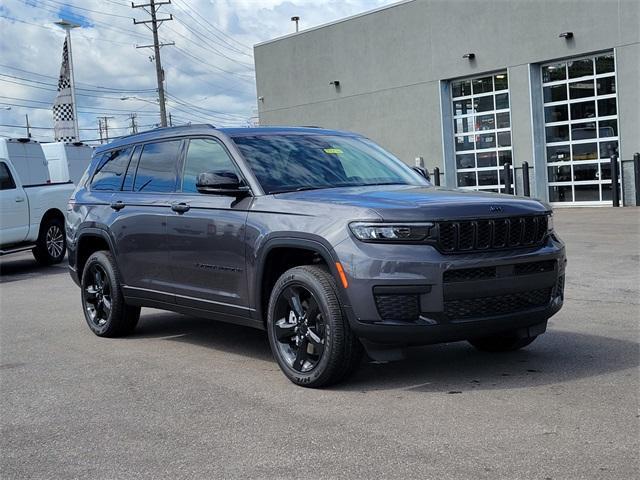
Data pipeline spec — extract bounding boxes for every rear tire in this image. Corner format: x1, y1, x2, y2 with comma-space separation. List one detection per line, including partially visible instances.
468, 334, 538, 352
267, 265, 363, 388
81, 250, 140, 337
33, 217, 66, 265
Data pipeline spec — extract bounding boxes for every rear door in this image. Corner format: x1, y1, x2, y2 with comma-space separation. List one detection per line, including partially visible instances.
0, 161, 29, 245
110, 140, 182, 302
167, 137, 251, 317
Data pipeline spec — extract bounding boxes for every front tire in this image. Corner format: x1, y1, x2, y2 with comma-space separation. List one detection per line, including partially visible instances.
81, 251, 140, 337
267, 265, 362, 388
468, 334, 538, 352
33, 217, 66, 265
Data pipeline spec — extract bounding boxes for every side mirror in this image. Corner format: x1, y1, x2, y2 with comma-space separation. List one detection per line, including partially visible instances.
411, 166, 430, 181
196, 171, 250, 196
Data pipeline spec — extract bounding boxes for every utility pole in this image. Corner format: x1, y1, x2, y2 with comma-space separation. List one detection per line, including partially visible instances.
25, 114, 31, 138
168, 112, 172, 127
99, 116, 114, 142
98, 118, 103, 144
129, 113, 138, 134
133, 0, 174, 127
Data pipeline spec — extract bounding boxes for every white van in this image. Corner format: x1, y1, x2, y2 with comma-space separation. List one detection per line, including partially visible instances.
41, 142, 93, 184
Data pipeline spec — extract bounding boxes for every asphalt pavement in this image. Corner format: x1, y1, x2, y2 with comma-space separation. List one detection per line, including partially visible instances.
1, 207, 638, 479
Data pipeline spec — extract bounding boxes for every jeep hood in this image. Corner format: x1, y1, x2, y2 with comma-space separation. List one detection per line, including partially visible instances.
275, 185, 550, 221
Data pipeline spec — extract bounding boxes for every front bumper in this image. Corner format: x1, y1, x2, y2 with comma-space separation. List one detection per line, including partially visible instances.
334, 233, 566, 346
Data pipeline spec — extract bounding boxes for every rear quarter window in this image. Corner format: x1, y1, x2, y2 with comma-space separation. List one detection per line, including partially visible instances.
90, 147, 134, 191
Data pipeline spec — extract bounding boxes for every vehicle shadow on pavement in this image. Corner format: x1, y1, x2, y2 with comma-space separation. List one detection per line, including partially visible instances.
131, 312, 638, 392
132, 312, 273, 362
338, 329, 639, 392
0, 255, 68, 283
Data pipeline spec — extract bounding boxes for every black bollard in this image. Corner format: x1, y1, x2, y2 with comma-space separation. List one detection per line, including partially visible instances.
433, 167, 440, 186
522, 161, 530, 197
503, 162, 513, 194
611, 154, 620, 207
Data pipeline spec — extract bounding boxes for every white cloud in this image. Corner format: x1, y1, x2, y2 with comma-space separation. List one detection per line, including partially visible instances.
0, 0, 395, 142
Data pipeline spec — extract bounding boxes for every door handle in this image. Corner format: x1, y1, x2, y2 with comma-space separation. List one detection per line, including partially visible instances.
110, 200, 125, 211
15, 196, 25, 202
171, 202, 190, 213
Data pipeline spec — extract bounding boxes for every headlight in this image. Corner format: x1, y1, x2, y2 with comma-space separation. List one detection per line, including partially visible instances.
349, 222, 433, 242
547, 213, 554, 232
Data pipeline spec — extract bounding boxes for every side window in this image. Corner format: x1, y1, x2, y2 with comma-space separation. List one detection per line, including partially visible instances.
90, 147, 133, 191
0, 162, 16, 190
182, 138, 239, 193
133, 140, 181, 193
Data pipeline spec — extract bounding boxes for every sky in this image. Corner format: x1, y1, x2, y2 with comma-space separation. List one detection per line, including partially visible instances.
0, 0, 395, 142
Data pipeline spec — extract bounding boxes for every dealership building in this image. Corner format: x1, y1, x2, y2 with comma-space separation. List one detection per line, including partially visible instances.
254, 0, 640, 206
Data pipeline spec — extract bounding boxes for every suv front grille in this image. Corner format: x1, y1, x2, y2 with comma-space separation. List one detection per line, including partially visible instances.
444, 288, 552, 320
437, 215, 547, 253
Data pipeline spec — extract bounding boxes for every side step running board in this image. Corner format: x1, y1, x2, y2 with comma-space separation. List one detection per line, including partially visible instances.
0, 244, 36, 256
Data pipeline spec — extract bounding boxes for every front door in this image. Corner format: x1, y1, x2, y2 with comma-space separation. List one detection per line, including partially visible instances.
167, 137, 251, 318
0, 161, 29, 245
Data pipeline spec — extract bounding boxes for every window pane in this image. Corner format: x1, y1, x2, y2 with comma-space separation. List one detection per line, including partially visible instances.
122, 146, 140, 192
569, 80, 594, 99
452, 79, 471, 97
572, 143, 597, 161
457, 171, 476, 187
0, 162, 16, 190
596, 76, 616, 95
456, 153, 475, 169
453, 99, 473, 116
182, 139, 237, 193
570, 101, 596, 120
476, 133, 496, 149
547, 145, 570, 162
598, 119, 617, 138
573, 163, 599, 181
543, 84, 567, 103
496, 112, 510, 129
472, 76, 493, 94
549, 185, 573, 202
497, 131, 511, 147
91, 147, 133, 191
494, 73, 508, 91
601, 183, 613, 200
478, 170, 498, 186
474, 96, 494, 112
571, 122, 597, 140
498, 150, 512, 166
545, 104, 568, 123
598, 98, 617, 116
476, 151, 497, 167
546, 125, 569, 142
574, 184, 599, 201
568, 58, 593, 78
595, 54, 615, 74
548, 165, 572, 182
455, 135, 474, 151
454, 117, 473, 134
134, 141, 181, 193
475, 114, 495, 131
495, 93, 509, 109
542, 63, 566, 83
599, 140, 618, 159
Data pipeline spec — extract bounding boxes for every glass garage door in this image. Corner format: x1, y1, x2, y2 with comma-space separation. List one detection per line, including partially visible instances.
451, 72, 513, 193
542, 53, 619, 205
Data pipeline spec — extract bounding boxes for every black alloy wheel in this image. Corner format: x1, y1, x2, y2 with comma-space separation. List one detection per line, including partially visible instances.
84, 263, 112, 329
273, 284, 326, 373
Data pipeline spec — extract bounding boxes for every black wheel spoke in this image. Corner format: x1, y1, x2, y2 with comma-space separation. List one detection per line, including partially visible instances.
306, 328, 324, 356
274, 318, 297, 341
283, 287, 304, 318
85, 286, 98, 300
292, 339, 309, 371
102, 296, 112, 316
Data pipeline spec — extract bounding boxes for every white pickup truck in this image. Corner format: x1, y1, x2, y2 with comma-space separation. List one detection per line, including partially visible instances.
0, 138, 74, 264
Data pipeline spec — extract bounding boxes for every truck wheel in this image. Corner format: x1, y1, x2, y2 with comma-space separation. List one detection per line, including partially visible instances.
32, 217, 66, 265
81, 251, 140, 337
468, 334, 538, 352
267, 265, 363, 388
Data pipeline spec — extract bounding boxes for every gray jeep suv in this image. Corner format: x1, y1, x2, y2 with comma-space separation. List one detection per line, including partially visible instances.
67, 125, 565, 387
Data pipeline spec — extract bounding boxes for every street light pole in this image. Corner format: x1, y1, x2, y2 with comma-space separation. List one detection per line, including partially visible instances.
54, 20, 80, 141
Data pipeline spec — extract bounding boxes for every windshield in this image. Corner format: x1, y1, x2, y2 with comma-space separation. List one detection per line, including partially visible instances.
230, 134, 428, 194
